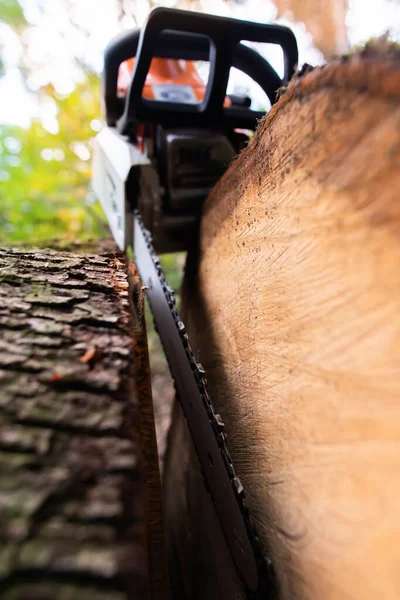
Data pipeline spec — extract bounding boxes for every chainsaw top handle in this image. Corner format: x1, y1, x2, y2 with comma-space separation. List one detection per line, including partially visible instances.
103, 7, 298, 133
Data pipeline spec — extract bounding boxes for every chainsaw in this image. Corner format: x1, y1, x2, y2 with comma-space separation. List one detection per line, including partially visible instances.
91, 7, 298, 596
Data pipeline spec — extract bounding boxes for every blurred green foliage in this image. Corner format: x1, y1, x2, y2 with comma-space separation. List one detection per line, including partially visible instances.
0, 0, 107, 244
0, 76, 108, 243
0, 0, 26, 27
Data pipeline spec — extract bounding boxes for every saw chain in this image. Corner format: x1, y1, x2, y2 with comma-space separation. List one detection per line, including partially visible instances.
133, 211, 276, 597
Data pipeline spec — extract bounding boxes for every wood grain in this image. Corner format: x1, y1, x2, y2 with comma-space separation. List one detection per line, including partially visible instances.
164, 52, 400, 600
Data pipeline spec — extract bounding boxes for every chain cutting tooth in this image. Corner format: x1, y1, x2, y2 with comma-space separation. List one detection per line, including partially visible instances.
196, 362, 205, 377
215, 413, 225, 429
165, 283, 175, 297
189, 356, 201, 376
233, 476, 244, 495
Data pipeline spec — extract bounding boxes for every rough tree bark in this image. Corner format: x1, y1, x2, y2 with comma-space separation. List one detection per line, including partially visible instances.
163, 48, 400, 599
0, 243, 168, 600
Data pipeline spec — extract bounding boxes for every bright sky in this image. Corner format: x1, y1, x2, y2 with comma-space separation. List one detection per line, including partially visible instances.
0, 0, 399, 127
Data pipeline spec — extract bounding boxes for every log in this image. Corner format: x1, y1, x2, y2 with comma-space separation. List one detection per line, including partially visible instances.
0, 243, 168, 600
163, 48, 400, 599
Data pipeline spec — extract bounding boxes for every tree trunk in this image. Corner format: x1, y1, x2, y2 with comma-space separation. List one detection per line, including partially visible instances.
275, 0, 349, 57
163, 48, 400, 600
0, 243, 168, 600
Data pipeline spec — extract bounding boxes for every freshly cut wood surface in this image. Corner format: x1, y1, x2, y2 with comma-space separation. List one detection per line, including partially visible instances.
164, 50, 400, 599
0, 245, 167, 600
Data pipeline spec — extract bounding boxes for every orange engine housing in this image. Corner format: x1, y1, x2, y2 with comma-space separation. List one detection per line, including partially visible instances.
117, 57, 231, 106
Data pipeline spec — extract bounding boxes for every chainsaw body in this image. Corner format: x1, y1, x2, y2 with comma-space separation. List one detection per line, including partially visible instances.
92, 7, 298, 253
91, 8, 299, 593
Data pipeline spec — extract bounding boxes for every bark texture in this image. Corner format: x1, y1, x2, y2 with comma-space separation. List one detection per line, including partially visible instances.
0, 244, 164, 599
164, 51, 400, 600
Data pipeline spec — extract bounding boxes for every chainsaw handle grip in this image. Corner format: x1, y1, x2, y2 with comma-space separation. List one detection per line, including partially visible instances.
103, 7, 298, 130
103, 30, 283, 126
103, 27, 141, 126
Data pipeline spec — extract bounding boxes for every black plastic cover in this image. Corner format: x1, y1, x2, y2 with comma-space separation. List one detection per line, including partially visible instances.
103, 7, 298, 132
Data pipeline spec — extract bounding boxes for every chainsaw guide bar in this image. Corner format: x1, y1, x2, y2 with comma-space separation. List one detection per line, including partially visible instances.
133, 212, 274, 595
